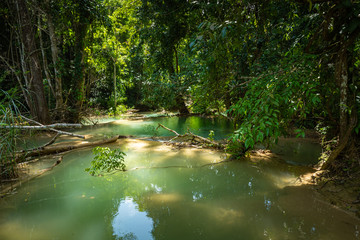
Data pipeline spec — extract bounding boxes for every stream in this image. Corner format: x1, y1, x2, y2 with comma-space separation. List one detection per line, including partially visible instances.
0, 116, 359, 240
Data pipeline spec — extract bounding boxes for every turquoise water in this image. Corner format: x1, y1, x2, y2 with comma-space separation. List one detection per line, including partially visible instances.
77, 116, 234, 140
0, 116, 359, 240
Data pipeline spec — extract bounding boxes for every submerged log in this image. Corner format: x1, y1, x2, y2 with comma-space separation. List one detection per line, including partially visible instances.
17, 135, 120, 161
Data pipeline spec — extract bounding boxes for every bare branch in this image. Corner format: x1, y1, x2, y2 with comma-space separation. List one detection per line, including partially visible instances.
1, 124, 82, 130
157, 123, 223, 149
16, 133, 60, 153
0, 115, 85, 139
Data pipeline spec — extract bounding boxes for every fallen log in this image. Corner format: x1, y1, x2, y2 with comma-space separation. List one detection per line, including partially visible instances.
17, 135, 120, 161
156, 123, 224, 149
1, 135, 125, 196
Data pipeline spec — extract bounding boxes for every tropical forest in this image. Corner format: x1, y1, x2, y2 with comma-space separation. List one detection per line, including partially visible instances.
0, 0, 360, 239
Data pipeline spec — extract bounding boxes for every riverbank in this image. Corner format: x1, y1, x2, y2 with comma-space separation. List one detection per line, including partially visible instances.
250, 146, 360, 220
300, 166, 360, 219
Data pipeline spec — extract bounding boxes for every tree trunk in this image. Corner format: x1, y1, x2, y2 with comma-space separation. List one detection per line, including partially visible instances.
337, 44, 348, 142
72, 23, 89, 121
175, 95, 189, 114
172, 47, 189, 114
114, 60, 117, 115
46, 3, 64, 110
38, 16, 55, 98
321, 38, 358, 170
17, 0, 50, 124
14, 10, 34, 114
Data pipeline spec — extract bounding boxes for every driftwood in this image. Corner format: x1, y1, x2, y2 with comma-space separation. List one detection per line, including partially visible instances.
156, 123, 223, 149
17, 135, 120, 161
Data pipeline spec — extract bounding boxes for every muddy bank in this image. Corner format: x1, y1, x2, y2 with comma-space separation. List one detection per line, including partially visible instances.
250, 149, 360, 220
300, 169, 360, 219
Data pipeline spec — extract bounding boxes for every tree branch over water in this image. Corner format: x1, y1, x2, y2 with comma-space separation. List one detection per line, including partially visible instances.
16, 115, 85, 139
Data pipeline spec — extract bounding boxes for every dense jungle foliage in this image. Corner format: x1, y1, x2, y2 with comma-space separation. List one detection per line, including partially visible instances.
0, 0, 359, 178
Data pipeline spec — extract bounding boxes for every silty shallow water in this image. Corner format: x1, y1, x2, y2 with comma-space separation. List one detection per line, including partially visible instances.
0, 116, 359, 240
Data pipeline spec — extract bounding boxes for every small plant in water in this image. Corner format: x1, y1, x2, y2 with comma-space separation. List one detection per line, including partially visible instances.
208, 130, 215, 142
85, 147, 126, 176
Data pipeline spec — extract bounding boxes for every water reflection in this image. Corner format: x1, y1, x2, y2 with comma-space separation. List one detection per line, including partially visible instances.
1, 116, 359, 240
112, 197, 153, 240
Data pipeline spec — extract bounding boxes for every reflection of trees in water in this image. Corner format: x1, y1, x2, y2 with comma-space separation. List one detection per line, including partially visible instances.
105, 146, 353, 240
112, 197, 153, 240
109, 162, 280, 239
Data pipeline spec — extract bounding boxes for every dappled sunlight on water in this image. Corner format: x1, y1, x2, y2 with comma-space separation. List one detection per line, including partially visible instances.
1, 116, 359, 240
118, 139, 225, 169
147, 193, 184, 203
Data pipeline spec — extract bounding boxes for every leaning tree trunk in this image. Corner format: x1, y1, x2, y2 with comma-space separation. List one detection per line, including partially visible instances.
17, 0, 51, 124
321, 39, 357, 170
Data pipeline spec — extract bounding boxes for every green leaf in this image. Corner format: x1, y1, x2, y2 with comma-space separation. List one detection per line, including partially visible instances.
86, 147, 126, 176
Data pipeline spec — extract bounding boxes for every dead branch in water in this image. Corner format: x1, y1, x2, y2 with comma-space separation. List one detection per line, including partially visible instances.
11, 116, 86, 155
16, 133, 61, 153
19, 115, 85, 139
16, 135, 120, 161
156, 123, 224, 149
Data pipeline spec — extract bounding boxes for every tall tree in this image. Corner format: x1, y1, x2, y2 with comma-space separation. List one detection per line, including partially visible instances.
44, 0, 64, 111
15, 0, 50, 124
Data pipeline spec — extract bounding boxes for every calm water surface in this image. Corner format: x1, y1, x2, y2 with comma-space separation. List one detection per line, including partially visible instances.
0, 116, 359, 240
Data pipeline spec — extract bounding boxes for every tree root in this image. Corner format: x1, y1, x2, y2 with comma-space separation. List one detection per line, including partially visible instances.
321, 112, 357, 170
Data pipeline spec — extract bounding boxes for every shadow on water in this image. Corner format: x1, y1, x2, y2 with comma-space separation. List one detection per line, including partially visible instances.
0, 116, 359, 240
